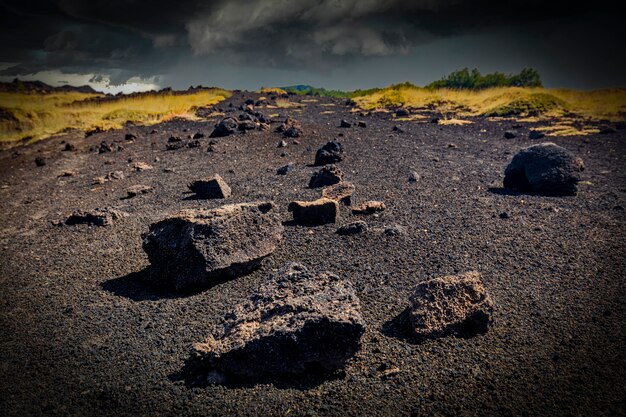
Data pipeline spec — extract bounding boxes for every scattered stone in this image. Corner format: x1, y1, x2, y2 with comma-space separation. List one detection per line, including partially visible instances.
529, 130, 545, 140
392, 125, 404, 133
314, 140, 344, 166
35, 157, 46, 167
142, 202, 283, 290
337, 221, 368, 235
191, 262, 365, 381
168, 136, 182, 143
63, 143, 76, 152
187, 140, 202, 148
58, 171, 75, 178
238, 120, 257, 131
276, 117, 302, 138
188, 175, 232, 199
408, 171, 420, 183
193, 132, 205, 139
504, 131, 517, 139
278, 140, 287, 148
92, 176, 106, 185
65, 208, 128, 227
106, 170, 124, 181
447, 143, 458, 149
288, 198, 339, 225
340, 119, 351, 128
207, 145, 216, 153
276, 164, 294, 175
322, 182, 355, 205
395, 108, 410, 117
408, 271, 495, 340
431, 117, 440, 124
357, 121, 367, 128
503, 142, 585, 196
309, 165, 343, 188
126, 185, 154, 198
293, 139, 300, 145
499, 212, 510, 219
131, 162, 153, 171
166, 142, 185, 151
150, 129, 158, 134
384, 224, 407, 236
352, 201, 386, 215
98, 141, 113, 153
125, 133, 137, 141
210, 117, 239, 137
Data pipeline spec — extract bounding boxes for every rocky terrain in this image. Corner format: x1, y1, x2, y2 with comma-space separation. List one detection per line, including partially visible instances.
0, 91, 625, 416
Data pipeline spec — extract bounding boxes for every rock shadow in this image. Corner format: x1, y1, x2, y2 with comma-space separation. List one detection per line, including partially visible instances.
487, 187, 525, 196
101, 266, 233, 301
168, 356, 345, 390
382, 307, 490, 345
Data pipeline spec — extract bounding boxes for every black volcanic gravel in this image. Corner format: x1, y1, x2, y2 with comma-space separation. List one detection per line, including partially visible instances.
0, 92, 625, 417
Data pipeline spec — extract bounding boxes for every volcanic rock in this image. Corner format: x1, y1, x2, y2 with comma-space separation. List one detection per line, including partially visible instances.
191, 262, 366, 381
352, 201, 386, 214
188, 175, 232, 199
309, 165, 343, 188
395, 108, 410, 117
336, 221, 368, 235
126, 185, 154, 198
408, 171, 420, 183
142, 202, 283, 291
210, 117, 239, 138
340, 119, 351, 128
276, 164, 294, 175
504, 131, 517, 139
409, 271, 495, 340
65, 208, 128, 227
314, 140, 344, 166
131, 162, 153, 171
276, 117, 302, 138
357, 121, 367, 128
238, 120, 257, 131
503, 142, 585, 196
288, 198, 339, 225
529, 130, 545, 140
35, 157, 46, 167
322, 182, 355, 205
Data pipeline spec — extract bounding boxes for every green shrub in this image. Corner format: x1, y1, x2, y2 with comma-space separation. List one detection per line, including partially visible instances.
487, 93, 567, 116
427, 68, 543, 90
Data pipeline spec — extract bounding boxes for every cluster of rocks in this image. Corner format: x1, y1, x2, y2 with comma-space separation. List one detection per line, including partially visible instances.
210, 108, 272, 138
275, 117, 302, 138
63, 208, 128, 227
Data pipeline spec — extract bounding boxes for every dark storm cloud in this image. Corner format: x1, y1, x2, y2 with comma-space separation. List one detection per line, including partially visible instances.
0, 0, 622, 86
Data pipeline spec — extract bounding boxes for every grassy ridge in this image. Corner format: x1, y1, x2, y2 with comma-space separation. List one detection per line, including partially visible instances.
352, 86, 626, 121
0, 89, 231, 145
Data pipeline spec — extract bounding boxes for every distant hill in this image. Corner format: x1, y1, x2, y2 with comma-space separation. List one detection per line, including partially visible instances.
280, 85, 351, 98
0, 78, 98, 94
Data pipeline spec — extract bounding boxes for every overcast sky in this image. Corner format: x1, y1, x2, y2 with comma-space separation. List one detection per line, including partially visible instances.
1, 0, 624, 93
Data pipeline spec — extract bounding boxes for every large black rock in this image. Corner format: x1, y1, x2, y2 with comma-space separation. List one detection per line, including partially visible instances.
210, 117, 239, 138
314, 140, 344, 166
142, 202, 283, 290
191, 263, 366, 382
503, 142, 584, 196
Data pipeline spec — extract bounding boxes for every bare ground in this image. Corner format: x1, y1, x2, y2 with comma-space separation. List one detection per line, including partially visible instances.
0, 92, 625, 416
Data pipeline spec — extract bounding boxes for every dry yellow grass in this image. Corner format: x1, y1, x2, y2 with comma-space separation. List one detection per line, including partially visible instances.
354, 86, 626, 121
0, 89, 231, 144
258, 87, 287, 95
268, 98, 304, 109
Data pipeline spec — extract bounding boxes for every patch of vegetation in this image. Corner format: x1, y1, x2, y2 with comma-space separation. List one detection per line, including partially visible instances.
280, 85, 352, 98
427, 68, 542, 90
0, 89, 231, 145
487, 93, 568, 116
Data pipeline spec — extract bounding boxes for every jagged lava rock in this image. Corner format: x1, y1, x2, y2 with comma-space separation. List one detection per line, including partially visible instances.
503, 142, 584, 196
352, 201, 386, 214
337, 221, 368, 235
288, 198, 339, 225
142, 202, 283, 290
322, 182, 355, 205
210, 117, 239, 137
188, 174, 232, 199
409, 271, 495, 340
314, 140, 344, 166
309, 165, 343, 188
65, 208, 128, 227
192, 263, 366, 381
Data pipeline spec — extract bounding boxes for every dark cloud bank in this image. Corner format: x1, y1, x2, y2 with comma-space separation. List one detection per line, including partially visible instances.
0, 0, 624, 91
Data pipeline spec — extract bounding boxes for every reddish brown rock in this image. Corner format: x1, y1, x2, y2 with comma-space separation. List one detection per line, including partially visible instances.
352, 201, 386, 214
409, 271, 495, 340
288, 198, 339, 226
